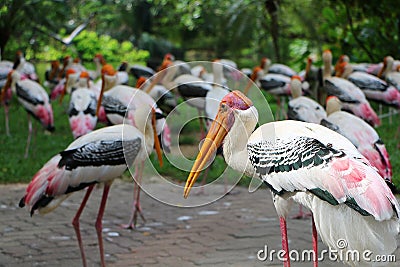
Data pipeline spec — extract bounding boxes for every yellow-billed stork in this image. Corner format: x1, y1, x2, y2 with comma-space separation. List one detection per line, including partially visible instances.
184, 90, 400, 267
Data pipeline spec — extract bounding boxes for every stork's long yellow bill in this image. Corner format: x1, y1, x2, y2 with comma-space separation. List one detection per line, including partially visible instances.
183, 106, 230, 198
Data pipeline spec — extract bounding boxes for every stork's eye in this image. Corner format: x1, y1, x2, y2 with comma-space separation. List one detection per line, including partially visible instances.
220, 103, 227, 111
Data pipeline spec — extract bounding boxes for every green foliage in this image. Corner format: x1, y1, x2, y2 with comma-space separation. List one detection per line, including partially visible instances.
33, 30, 149, 64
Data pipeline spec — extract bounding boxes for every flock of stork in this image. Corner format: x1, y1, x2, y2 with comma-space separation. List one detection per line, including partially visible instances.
0, 49, 399, 266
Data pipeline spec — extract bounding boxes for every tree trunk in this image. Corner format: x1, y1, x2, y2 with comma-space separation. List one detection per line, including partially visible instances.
265, 0, 280, 62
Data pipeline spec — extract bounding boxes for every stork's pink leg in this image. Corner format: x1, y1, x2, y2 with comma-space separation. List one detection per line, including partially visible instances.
194, 166, 210, 196
132, 161, 146, 226
72, 184, 95, 267
24, 114, 33, 158
275, 96, 281, 120
312, 215, 318, 267
279, 217, 290, 267
123, 161, 145, 229
291, 204, 312, 219
95, 182, 112, 267
4, 105, 10, 136
198, 109, 206, 139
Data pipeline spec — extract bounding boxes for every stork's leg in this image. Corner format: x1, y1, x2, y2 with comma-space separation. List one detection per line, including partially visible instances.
123, 161, 146, 229
275, 96, 281, 120
24, 114, 33, 158
198, 109, 206, 139
4, 104, 10, 136
95, 182, 112, 267
194, 165, 211, 196
132, 161, 146, 226
291, 204, 312, 219
280, 96, 287, 120
72, 184, 95, 267
121, 166, 139, 229
312, 215, 318, 267
279, 217, 290, 267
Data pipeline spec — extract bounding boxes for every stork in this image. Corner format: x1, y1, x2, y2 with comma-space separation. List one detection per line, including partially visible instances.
19, 109, 162, 267
184, 91, 400, 267
322, 50, 381, 127
97, 84, 168, 228
1, 70, 55, 158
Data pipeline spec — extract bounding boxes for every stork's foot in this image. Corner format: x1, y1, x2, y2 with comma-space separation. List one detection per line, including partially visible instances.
194, 187, 207, 196
291, 211, 312, 220
121, 202, 146, 229
120, 223, 135, 230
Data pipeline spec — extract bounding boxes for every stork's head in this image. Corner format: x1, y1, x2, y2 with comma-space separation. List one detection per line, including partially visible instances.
136, 77, 147, 89
325, 95, 342, 115
184, 91, 253, 198
322, 49, 332, 63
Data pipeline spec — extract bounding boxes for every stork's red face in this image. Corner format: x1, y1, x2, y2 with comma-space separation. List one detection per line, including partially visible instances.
184, 91, 252, 198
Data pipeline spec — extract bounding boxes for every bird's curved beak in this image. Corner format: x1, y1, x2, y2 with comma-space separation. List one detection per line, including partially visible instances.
151, 108, 163, 167
184, 106, 231, 198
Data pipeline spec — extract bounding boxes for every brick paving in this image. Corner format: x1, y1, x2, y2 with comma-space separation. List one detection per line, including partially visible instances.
0, 180, 399, 267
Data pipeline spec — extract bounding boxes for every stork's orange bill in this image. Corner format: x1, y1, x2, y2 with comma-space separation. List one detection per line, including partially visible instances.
183, 105, 230, 198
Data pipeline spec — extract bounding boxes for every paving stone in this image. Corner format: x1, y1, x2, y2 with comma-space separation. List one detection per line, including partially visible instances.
1, 180, 399, 267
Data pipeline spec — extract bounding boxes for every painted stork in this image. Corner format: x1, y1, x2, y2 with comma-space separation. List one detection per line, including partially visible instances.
321, 96, 393, 182
287, 76, 326, 124
13, 51, 39, 82
322, 50, 381, 127
245, 66, 308, 120
129, 64, 156, 79
150, 60, 213, 138
336, 61, 400, 108
67, 72, 98, 139
1, 70, 55, 158
136, 76, 177, 114
378, 56, 400, 89
0, 58, 13, 135
44, 60, 62, 91
19, 120, 162, 267
97, 84, 168, 228
184, 90, 400, 267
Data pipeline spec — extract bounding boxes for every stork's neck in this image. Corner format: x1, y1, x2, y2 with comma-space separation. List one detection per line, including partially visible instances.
134, 105, 155, 155
213, 63, 223, 85
223, 106, 258, 177
161, 65, 178, 89
323, 57, 332, 80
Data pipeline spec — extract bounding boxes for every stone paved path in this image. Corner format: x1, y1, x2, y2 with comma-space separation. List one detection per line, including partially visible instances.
1, 180, 399, 267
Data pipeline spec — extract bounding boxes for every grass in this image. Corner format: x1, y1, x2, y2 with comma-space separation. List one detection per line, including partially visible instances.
0, 63, 399, 191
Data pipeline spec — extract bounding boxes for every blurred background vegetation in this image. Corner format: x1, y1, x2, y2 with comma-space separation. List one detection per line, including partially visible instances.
1, 0, 400, 68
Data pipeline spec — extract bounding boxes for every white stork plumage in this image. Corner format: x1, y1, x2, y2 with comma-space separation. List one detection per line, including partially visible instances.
97, 84, 168, 228
1, 70, 55, 157
136, 76, 177, 114
19, 115, 162, 267
147, 59, 212, 138
321, 96, 393, 182
13, 51, 39, 82
67, 72, 98, 139
322, 50, 381, 127
129, 64, 156, 79
184, 91, 400, 267
378, 56, 400, 89
337, 61, 400, 108
245, 66, 308, 120
287, 76, 327, 124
